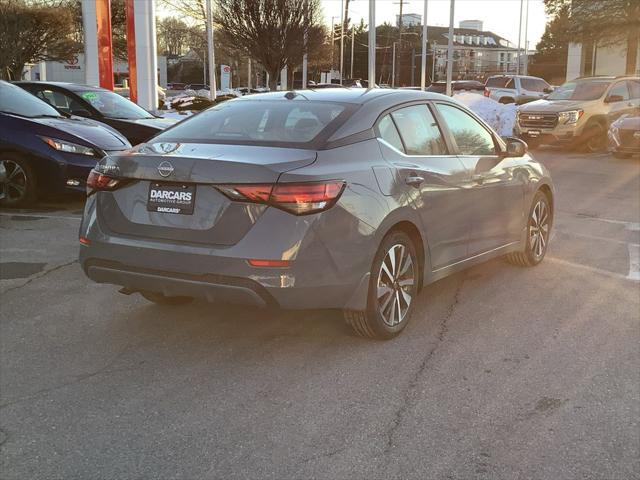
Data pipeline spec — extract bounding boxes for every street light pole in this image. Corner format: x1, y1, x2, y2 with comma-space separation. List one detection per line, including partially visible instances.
392, 42, 396, 88
340, 0, 344, 84
420, 0, 428, 90
368, 0, 375, 87
523, 0, 530, 75
445, 0, 454, 96
516, 0, 523, 75
205, 0, 217, 99
302, 0, 308, 88
350, 24, 355, 79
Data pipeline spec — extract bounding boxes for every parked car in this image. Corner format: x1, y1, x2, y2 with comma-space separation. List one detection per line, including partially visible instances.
427, 80, 485, 94
166, 93, 235, 112
484, 75, 552, 104
167, 83, 186, 90
0, 81, 131, 207
79, 88, 553, 339
14, 81, 177, 146
516, 76, 640, 151
185, 84, 209, 91
310, 83, 347, 89
113, 84, 166, 109
609, 114, 640, 158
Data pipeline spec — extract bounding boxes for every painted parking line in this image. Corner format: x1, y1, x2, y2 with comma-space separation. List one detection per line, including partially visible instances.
628, 244, 640, 281
547, 257, 639, 283
0, 212, 81, 221
571, 213, 640, 232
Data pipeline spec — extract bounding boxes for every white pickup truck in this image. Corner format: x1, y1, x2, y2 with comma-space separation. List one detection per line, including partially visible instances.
484, 75, 553, 105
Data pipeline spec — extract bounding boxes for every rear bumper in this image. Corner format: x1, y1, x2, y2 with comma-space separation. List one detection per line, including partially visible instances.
79, 195, 376, 311
84, 259, 275, 307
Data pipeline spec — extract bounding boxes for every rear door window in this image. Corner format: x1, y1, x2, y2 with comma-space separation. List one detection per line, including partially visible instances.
626, 80, 640, 99
607, 82, 629, 102
377, 114, 404, 152
486, 77, 510, 88
520, 78, 550, 92
390, 105, 447, 155
436, 104, 496, 156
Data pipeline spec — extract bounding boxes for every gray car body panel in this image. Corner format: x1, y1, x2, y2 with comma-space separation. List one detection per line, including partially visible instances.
80, 89, 554, 311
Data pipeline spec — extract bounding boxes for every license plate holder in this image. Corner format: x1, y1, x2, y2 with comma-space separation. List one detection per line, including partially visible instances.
147, 182, 196, 215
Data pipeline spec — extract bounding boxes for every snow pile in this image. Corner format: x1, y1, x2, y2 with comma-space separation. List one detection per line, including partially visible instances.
453, 92, 517, 137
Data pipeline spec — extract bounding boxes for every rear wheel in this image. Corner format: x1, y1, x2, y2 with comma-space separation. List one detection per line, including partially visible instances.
506, 191, 552, 267
0, 154, 37, 207
141, 291, 193, 305
344, 231, 419, 339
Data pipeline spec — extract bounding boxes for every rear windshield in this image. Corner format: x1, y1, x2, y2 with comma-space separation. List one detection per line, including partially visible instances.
520, 78, 550, 92
548, 80, 610, 101
0, 81, 62, 118
486, 77, 510, 88
153, 99, 348, 146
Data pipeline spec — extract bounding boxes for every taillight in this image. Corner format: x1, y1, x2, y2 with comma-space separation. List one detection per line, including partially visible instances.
86, 169, 126, 195
483, 88, 490, 97
216, 181, 345, 215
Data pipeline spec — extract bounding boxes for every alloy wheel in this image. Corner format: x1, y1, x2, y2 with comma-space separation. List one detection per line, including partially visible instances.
529, 200, 550, 259
1, 160, 28, 202
376, 243, 415, 327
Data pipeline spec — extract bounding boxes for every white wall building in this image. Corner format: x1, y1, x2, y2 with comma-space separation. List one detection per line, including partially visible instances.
566, 40, 640, 80
23, 54, 168, 88
396, 13, 422, 27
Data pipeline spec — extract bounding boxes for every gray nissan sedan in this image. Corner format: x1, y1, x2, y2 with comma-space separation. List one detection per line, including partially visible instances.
79, 88, 554, 339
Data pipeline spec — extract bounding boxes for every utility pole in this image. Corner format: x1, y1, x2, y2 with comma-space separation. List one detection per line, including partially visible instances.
368, 0, 375, 87
420, 0, 428, 89
393, 0, 406, 87
516, 0, 523, 75
205, 0, 217, 99
445, 0, 454, 96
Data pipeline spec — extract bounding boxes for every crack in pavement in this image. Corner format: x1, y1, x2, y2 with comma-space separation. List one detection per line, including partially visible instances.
1, 259, 78, 294
0, 343, 136, 411
382, 275, 466, 463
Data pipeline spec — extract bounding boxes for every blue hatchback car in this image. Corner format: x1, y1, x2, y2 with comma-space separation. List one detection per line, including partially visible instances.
0, 81, 131, 207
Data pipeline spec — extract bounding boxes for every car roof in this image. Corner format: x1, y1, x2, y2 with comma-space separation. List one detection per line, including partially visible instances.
13, 81, 104, 92
235, 88, 446, 105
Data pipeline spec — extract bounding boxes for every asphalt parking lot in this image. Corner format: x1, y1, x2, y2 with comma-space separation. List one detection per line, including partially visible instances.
1, 149, 638, 480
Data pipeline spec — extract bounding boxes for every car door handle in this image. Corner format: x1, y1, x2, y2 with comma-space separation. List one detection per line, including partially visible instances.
471, 174, 485, 184
404, 175, 424, 187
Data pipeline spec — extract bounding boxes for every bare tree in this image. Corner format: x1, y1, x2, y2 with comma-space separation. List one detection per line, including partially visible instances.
0, 0, 81, 80
214, 0, 322, 90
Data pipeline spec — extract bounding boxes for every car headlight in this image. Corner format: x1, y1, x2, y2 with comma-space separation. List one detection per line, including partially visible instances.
40, 136, 100, 157
558, 110, 583, 125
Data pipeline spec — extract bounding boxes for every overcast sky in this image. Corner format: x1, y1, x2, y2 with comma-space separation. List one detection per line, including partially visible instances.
321, 0, 547, 48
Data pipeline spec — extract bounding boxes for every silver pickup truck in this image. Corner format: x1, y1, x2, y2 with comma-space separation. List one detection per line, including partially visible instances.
484, 75, 552, 105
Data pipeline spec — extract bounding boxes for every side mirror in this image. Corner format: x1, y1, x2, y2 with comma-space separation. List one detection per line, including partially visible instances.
71, 109, 92, 118
605, 94, 624, 104
543, 87, 553, 94
503, 137, 528, 157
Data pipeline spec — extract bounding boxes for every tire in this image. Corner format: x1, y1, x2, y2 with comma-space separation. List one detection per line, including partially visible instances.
582, 123, 607, 153
141, 291, 193, 305
506, 191, 552, 267
344, 230, 419, 339
612, 151, 631, 159
0, 153, 37, 207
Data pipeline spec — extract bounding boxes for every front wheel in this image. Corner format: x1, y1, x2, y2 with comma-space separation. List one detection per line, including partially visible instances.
344, 230, 419, 339
506, 191, 552, 267
582, 124, 607, 153
0, 154, 37, 207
